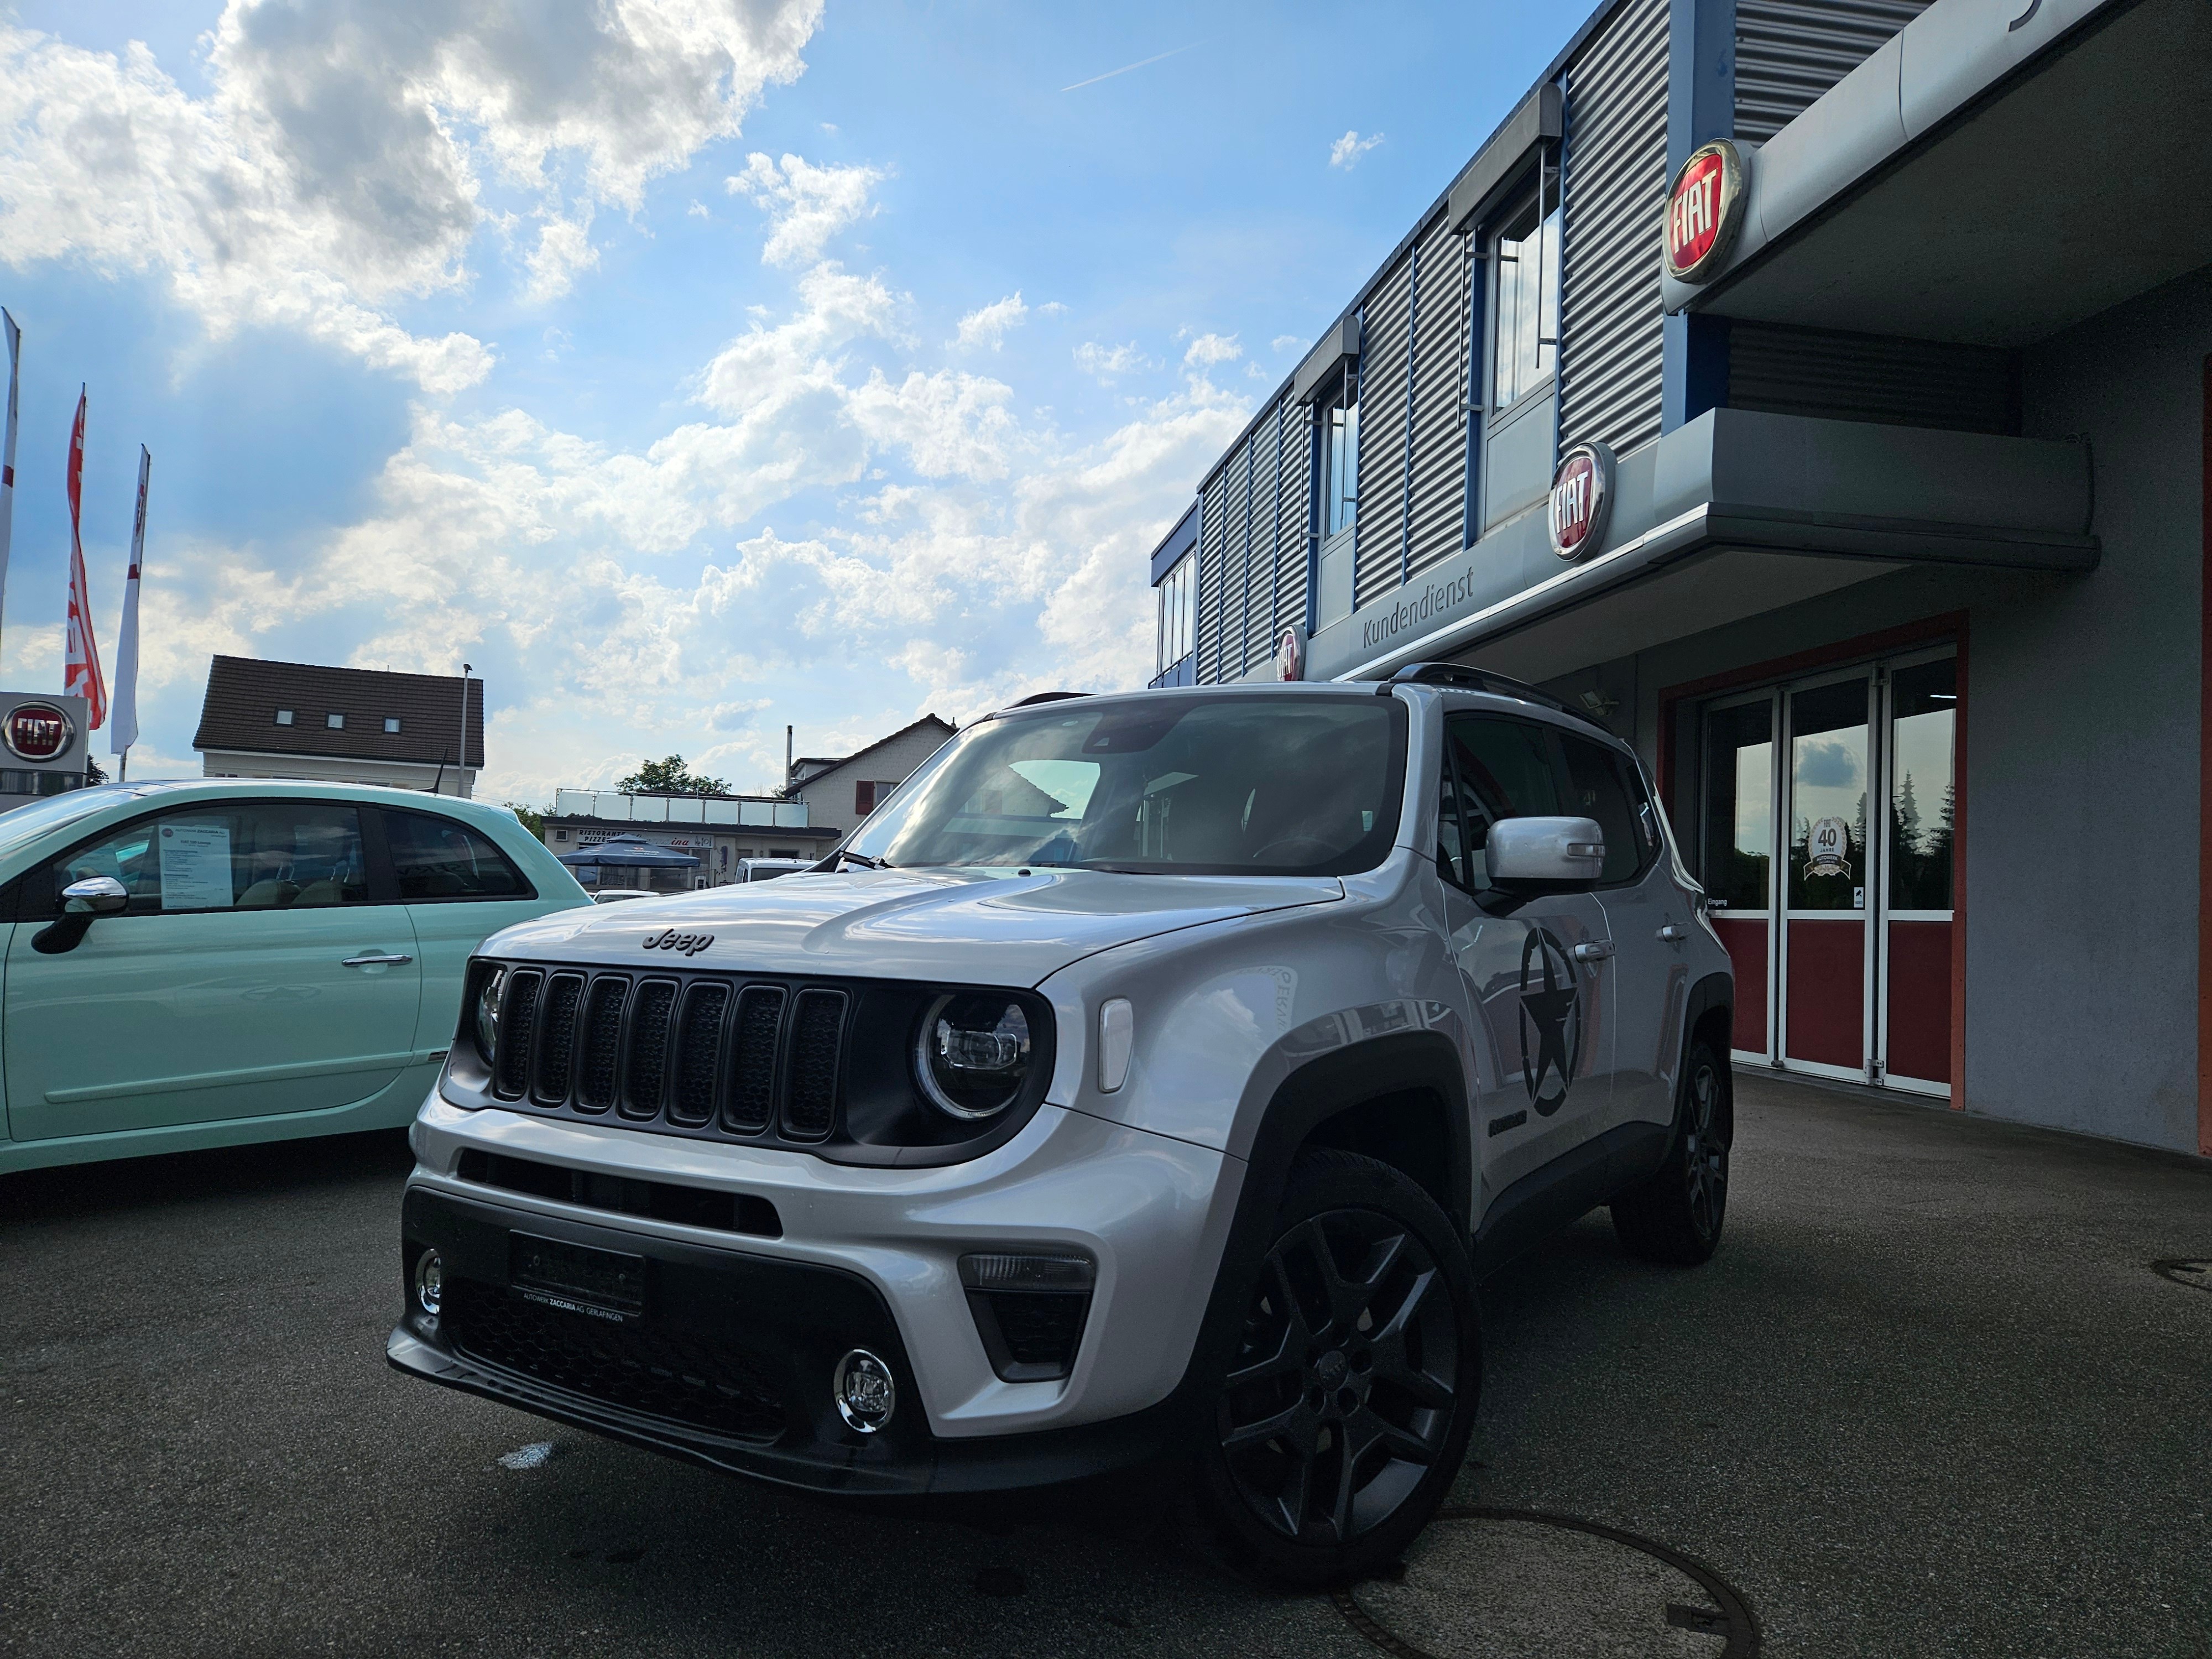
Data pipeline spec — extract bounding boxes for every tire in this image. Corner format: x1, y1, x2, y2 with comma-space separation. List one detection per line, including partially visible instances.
1611, 1039, 1732, 1266
1194, 1150, 1481, 1589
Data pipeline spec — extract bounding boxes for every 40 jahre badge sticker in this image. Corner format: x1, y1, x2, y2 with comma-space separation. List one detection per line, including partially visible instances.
1806, 816, 1853, 880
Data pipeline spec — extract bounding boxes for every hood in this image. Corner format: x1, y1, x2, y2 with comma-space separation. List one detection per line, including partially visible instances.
481, 866, 1344, 986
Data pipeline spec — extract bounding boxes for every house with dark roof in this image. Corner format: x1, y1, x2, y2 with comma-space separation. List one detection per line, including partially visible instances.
192, 656, 484, 797
785, 713, 956, 838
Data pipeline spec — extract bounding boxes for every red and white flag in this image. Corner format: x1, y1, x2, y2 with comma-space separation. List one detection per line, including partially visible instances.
64, 387, 107, 729
112, 445, 149, 758
0, 309, 19, 651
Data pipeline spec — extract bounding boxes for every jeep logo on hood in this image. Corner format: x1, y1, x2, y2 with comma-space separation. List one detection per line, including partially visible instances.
643, 928, 713, 957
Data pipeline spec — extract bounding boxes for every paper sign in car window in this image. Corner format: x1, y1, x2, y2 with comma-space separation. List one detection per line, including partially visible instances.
158, 821, 236, 910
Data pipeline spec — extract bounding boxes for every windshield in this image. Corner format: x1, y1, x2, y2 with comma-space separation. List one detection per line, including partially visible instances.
0, 786, 140, 866
845, 693, 1406, 875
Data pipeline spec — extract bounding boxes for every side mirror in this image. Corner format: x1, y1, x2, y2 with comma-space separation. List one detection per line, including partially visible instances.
1487, 816, 1606, 886
64, 876, 130, 915
33, 876, 131, 955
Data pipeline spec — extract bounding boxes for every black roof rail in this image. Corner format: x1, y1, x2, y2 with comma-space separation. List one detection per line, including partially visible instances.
1380, 661, 1566, 711
1009, 691, 1091, 707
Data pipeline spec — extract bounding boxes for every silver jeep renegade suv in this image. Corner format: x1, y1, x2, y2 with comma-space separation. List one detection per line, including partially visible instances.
389, 666, 1734, 1585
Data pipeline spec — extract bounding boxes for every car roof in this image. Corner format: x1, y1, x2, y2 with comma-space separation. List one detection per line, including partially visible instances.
55, 777, 521, 816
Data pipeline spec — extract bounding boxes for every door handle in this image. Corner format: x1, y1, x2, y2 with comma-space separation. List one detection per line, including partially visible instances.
1571, 940, 1615, 961
1658, 924, 1688, 942
342, 953, 414, 968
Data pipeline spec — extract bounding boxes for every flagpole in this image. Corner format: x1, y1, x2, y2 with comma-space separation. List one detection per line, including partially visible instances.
63, 385, 109, 737
0, 310, 19, 668
113, 446, 149, 780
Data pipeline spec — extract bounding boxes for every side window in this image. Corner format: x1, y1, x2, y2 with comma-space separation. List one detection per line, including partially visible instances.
56, 804, 368, 914
1558, 734, 1656, 884
1443, 714, 1564, 890
384, 811, 529, 900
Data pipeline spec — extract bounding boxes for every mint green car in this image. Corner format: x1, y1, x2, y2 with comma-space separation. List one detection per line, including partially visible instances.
0, 780, 588, 1173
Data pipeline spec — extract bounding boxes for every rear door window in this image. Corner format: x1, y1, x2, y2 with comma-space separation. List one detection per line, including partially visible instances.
383, 812, 530, 900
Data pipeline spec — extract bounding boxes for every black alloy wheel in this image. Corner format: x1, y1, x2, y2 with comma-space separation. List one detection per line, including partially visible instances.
1613, 1039, 1732, 1265
1199, 1151, 1480, 1587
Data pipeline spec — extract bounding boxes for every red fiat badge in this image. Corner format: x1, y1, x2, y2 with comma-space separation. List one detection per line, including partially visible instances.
3, 701, 72, 762
1547, 442, 1615, 562
1664, 139, 1746, 284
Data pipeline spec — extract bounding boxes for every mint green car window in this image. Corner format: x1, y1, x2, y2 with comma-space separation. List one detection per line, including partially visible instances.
384, 811, 528, 900
58, 804, 368, 914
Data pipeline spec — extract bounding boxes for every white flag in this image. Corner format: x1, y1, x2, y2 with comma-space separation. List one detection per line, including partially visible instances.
112, 446, 149, 757
0, 309, 18, 656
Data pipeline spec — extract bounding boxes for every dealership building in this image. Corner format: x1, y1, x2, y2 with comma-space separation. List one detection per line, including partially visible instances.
1151, 0, 2211, 1156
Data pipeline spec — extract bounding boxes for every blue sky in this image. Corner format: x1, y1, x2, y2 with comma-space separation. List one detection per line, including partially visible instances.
0, 0, 1580, 801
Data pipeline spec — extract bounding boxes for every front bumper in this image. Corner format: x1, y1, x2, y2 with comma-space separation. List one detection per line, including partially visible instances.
392, 1097, 1243, 1493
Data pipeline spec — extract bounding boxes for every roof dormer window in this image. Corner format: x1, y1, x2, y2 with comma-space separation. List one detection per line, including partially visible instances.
274, 709, 295, 726
384, 717, 401, 733
326, 713, 345, 729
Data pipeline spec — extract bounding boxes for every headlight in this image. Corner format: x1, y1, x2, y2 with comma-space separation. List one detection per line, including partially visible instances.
474, 967, 506, 1064
915, 993, 1032, 1119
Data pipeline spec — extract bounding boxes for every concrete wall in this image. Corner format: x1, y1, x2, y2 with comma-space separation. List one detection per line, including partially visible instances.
1575, 262, 2210, 1154
792, 723, 954, 839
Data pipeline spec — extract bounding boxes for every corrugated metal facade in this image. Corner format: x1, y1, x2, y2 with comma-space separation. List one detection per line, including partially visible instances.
1196, 469, 1228, 682
1275, 401, 1312, 645
1728, 321, 2019, 435
1407, 216, 1470, 582
1557, 0, 1670, 460
1355, 249, 1416, 610
1734, 0, 1933, 143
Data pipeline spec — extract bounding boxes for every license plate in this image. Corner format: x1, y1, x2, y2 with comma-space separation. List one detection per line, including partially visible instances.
509, 1234, 647, 1324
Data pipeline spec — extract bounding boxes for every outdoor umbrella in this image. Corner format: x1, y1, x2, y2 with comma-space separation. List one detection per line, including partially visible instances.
557, 834, 700, 869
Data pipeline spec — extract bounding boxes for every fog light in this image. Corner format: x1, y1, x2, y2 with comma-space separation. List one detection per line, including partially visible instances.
833, 1349, 896, 1433
414, 1248, 444, 1317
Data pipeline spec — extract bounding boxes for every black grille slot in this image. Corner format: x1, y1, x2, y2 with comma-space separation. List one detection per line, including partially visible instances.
493, 970, 544, 1099
668, 984, 730, 1126
445, 1280, 786, 1442
782, 989, 847, 1139
622, 980, 679, 1119
531, 973, 585, 1104
455, 1149, 781, 1237
575, 977, 627, 1113
725, 987, 785, 1133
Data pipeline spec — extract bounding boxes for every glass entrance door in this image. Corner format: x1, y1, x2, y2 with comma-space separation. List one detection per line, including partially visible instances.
1876, 654, 1957, 1094
1697, 648, 1958, 1098
1782, 675, 1875, 1079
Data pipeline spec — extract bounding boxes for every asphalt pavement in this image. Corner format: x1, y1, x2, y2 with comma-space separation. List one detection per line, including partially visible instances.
2, 1074, 2208, 1659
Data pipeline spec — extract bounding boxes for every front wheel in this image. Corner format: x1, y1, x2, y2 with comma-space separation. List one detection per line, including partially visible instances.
1196, 1150, 1481, 1588
1611, 1039, 1732, 1265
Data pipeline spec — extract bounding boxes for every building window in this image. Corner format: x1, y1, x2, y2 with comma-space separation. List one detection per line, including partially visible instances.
770, 847, 801, 858
1490, 177, 1561, 413
384, 717, 401, 733
555, 829, 569, 842
1318, 368, 1360, 538
1155, 554, 1196, 677
274, 709, 294, 726
326, 713, 345, 729
855, 780, 902, 814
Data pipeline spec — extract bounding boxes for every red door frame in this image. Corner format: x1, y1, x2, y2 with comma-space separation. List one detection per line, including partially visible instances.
1658, 611, 1970, 1104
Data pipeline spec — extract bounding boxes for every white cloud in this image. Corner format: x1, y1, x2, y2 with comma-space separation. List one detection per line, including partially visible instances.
952, 291, 1028, 351
1182, 332, 1240, 367
727, 151, 884, 267
1272, 333, 1304, 352
687, 199, 711, 219
1074, 341, 1148, 382
0, 1, 822, 387
1329, 129, 1385, 169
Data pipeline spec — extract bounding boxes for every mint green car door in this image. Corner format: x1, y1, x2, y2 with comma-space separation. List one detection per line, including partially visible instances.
378, 807, 550, 1056
2, 801, 423, 1142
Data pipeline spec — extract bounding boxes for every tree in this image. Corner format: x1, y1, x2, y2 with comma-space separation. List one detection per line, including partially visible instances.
504, 801, 547, 838
617, 755, 729, 796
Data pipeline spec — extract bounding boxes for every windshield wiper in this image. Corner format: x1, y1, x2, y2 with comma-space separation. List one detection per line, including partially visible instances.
832, 848, 889, 870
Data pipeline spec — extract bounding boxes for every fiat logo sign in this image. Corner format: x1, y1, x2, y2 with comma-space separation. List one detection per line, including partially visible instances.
1275, 625, 1303, 682
3, 701, 72, 763
1548, 442, 1615, 562
1664, 138, 1747, 284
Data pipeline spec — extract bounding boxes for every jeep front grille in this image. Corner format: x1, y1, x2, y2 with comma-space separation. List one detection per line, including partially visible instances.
491, 966, 850, 1144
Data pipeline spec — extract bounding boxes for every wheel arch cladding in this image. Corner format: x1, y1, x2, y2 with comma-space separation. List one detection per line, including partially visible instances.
1684, 971, 1734, 1065
1168, 1030, 1474, 1416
